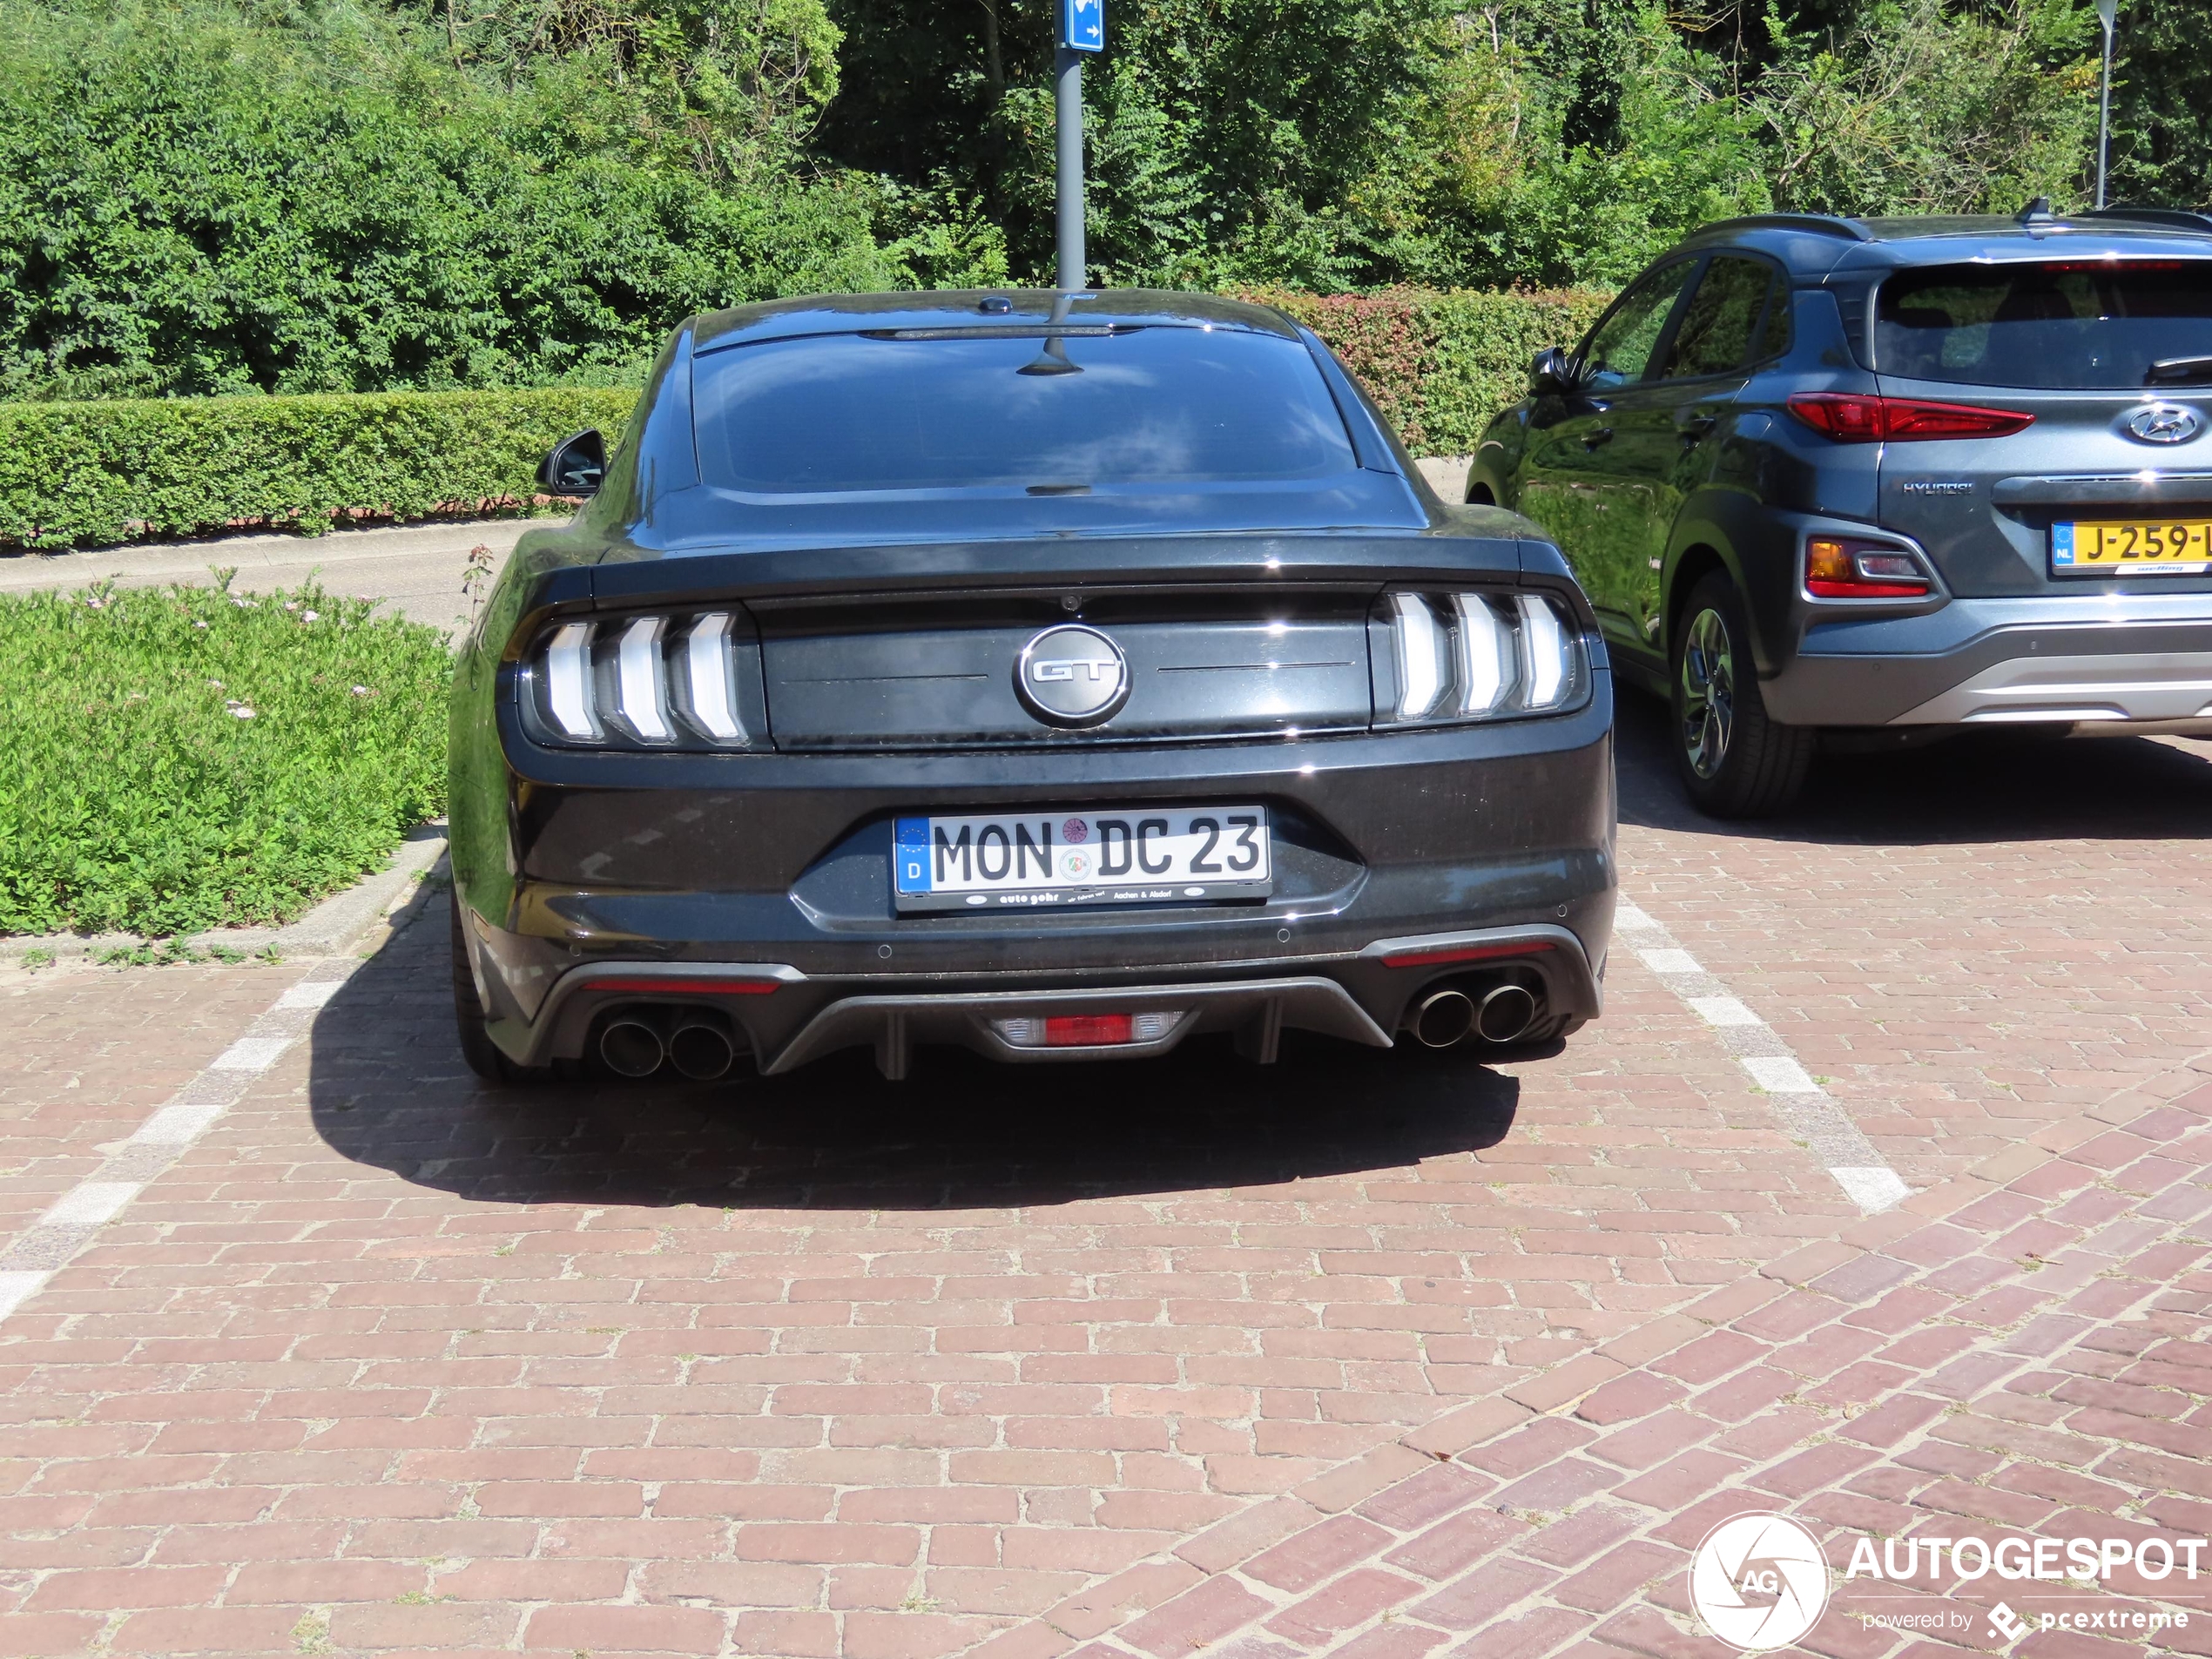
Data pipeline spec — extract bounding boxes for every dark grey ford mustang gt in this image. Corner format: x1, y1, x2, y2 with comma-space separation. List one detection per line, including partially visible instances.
447, 290, 1618, 1083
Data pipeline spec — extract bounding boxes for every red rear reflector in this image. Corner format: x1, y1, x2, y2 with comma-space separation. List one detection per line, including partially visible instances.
1043, 1013, 1134, 1046
1786, 393, 2033, 442
1382, 941, 1554, 969
589, 976, 780, 995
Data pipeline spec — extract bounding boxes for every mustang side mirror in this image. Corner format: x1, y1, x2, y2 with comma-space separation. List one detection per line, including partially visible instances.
537, 428, 606, 497
1528, 347, 1578, 397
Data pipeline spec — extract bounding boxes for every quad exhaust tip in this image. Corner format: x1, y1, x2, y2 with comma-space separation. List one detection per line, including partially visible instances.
599, 1016, 667, 1078
1412, 988, 1474, 1048
599, 1008, 742, 1080
667, 1016, 738, 1081
1474, 982, 1537, 1044
1411, 980, 1540, 1049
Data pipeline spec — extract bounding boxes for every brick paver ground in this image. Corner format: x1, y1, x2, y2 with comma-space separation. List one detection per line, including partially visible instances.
0, 716, 2207, 1657
1616, 705, 2212, 1190
1015, 1066, 2212, 1659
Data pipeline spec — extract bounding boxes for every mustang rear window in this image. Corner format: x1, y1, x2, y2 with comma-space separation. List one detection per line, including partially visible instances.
691, 327, 1359, 493
1874, 260, 2212, 388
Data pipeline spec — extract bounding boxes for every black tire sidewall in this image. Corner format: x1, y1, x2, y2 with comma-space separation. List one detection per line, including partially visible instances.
1668, 573, 1811, 818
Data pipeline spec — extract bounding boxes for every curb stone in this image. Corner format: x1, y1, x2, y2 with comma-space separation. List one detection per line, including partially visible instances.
0, 820, 449, 967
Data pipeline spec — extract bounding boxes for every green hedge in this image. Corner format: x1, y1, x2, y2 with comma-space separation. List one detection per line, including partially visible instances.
0, 289, 1616, 548
0, 387, 638, 549
1247, 287, 1614, 457
0, 580, 453, 936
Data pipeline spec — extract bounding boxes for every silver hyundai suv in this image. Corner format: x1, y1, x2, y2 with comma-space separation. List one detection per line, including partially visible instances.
1469, 203, 2212, 815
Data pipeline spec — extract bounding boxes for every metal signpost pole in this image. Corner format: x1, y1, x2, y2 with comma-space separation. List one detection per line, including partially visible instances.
1055, 0, 1103, 291
2094, 0, 2117, 209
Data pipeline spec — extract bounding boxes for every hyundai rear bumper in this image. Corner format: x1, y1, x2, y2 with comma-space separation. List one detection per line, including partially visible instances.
1761, 597, 2212, 728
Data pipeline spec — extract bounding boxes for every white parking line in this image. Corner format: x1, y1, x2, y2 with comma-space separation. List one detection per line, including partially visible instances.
1616, 900, 1911, 1214
0, 971, 356, 1326
210, 1035, 293, 1071
38, 1182, 143, 1228
0, 1271, 51, 1320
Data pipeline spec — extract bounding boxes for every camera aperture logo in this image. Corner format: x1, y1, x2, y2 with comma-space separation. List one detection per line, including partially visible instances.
1689, 1513, 1831, 1651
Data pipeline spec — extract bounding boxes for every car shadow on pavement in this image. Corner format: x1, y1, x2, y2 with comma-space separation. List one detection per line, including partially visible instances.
306, 916, 1521, 1210
1614, 691, 2212, 845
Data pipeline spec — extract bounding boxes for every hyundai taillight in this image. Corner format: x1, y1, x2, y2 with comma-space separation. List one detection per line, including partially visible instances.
1805, 537, 1932, 599
1786, 393, 2034, 442
525, 612, 757, 750
1380, 592, 1588, 725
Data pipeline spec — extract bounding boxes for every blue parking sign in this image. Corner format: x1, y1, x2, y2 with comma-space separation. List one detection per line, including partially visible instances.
1061, 0, 1103, 52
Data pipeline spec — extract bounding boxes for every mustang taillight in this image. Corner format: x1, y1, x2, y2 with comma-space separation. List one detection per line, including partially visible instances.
527, 612, 755, 749
1786, 393, 2033, 442
1383, 591, 1587, 725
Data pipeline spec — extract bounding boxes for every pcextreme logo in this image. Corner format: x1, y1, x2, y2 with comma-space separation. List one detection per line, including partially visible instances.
1688, 1512, 2205, 1652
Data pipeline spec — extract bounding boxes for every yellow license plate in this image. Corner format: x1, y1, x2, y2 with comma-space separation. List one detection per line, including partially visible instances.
2053, 518, 2212, 573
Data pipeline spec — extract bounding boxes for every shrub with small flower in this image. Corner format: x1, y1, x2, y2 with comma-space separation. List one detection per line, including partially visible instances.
0, 577, 451, 936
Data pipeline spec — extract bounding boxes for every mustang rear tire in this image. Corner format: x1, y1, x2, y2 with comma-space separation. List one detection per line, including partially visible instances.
451, 890, 553, 1084
1669, 573, 1815, 819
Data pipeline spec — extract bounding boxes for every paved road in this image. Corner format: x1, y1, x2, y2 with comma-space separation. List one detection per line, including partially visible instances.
0, 519, 534, 631
2, 695, 2205, 1657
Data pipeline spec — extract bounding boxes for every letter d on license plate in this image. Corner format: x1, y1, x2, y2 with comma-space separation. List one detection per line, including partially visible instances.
893, 806, 1272, 913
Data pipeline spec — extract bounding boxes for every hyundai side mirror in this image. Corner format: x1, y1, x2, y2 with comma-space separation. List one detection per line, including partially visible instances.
537, 428, 606, 497
1528, 347, 1578, 398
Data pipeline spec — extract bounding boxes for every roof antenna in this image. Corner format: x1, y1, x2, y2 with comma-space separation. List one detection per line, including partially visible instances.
1019, 291, 1082, 377
2018, 195, 2058, 229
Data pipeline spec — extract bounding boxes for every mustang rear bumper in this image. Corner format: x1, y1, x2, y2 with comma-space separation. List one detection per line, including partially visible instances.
472, 924, 1606, 1075
453, 673, 1618, 1075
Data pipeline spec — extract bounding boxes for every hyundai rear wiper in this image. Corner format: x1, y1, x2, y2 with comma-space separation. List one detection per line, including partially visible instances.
2145, 354, 2212, 386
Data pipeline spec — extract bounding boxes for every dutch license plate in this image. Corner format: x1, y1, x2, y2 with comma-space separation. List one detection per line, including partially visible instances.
894, 806, 1272, 913
2053, 519, 2212, 574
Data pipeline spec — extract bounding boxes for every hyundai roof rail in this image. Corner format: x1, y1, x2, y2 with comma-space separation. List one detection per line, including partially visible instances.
1693, 213, 1874, 242
2076, 206, 2212, 234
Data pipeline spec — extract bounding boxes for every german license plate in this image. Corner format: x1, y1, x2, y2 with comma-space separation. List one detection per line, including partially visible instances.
2053, 519, 2212, 574
894, 806, 1271, 913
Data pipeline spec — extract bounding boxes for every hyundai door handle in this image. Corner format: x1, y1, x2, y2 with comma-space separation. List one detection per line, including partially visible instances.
1678, 414, 1717, 443
1581, 428, 1615, 449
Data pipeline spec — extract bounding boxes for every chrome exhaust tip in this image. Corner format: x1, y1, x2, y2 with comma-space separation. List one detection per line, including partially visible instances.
1411, 988, 1474, 1049
1474, 982, 1538, 1044
599, 1016, 666, 1078
666, 1017, 737, 1082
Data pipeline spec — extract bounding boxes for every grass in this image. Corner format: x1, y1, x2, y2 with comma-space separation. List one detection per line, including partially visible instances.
0, 574, 451, 937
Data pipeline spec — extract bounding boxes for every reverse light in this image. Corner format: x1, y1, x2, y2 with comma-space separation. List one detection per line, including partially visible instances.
1787, 393, 2034, 442
993, 1011, 1186, 1048
1805, 537, 1933, 599
526, 610, 757, 749
1383, 592, 1587, 725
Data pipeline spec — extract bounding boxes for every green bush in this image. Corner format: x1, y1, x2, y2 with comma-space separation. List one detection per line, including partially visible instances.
0, 387, 638, 548
0, 580, 453, 937
1248, 286, 1614, 455
0, 287, 1612, 550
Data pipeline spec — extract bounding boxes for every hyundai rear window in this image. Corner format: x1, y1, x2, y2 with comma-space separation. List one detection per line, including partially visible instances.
1875, 261, 2212, 388
691, 327, 1359, 493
